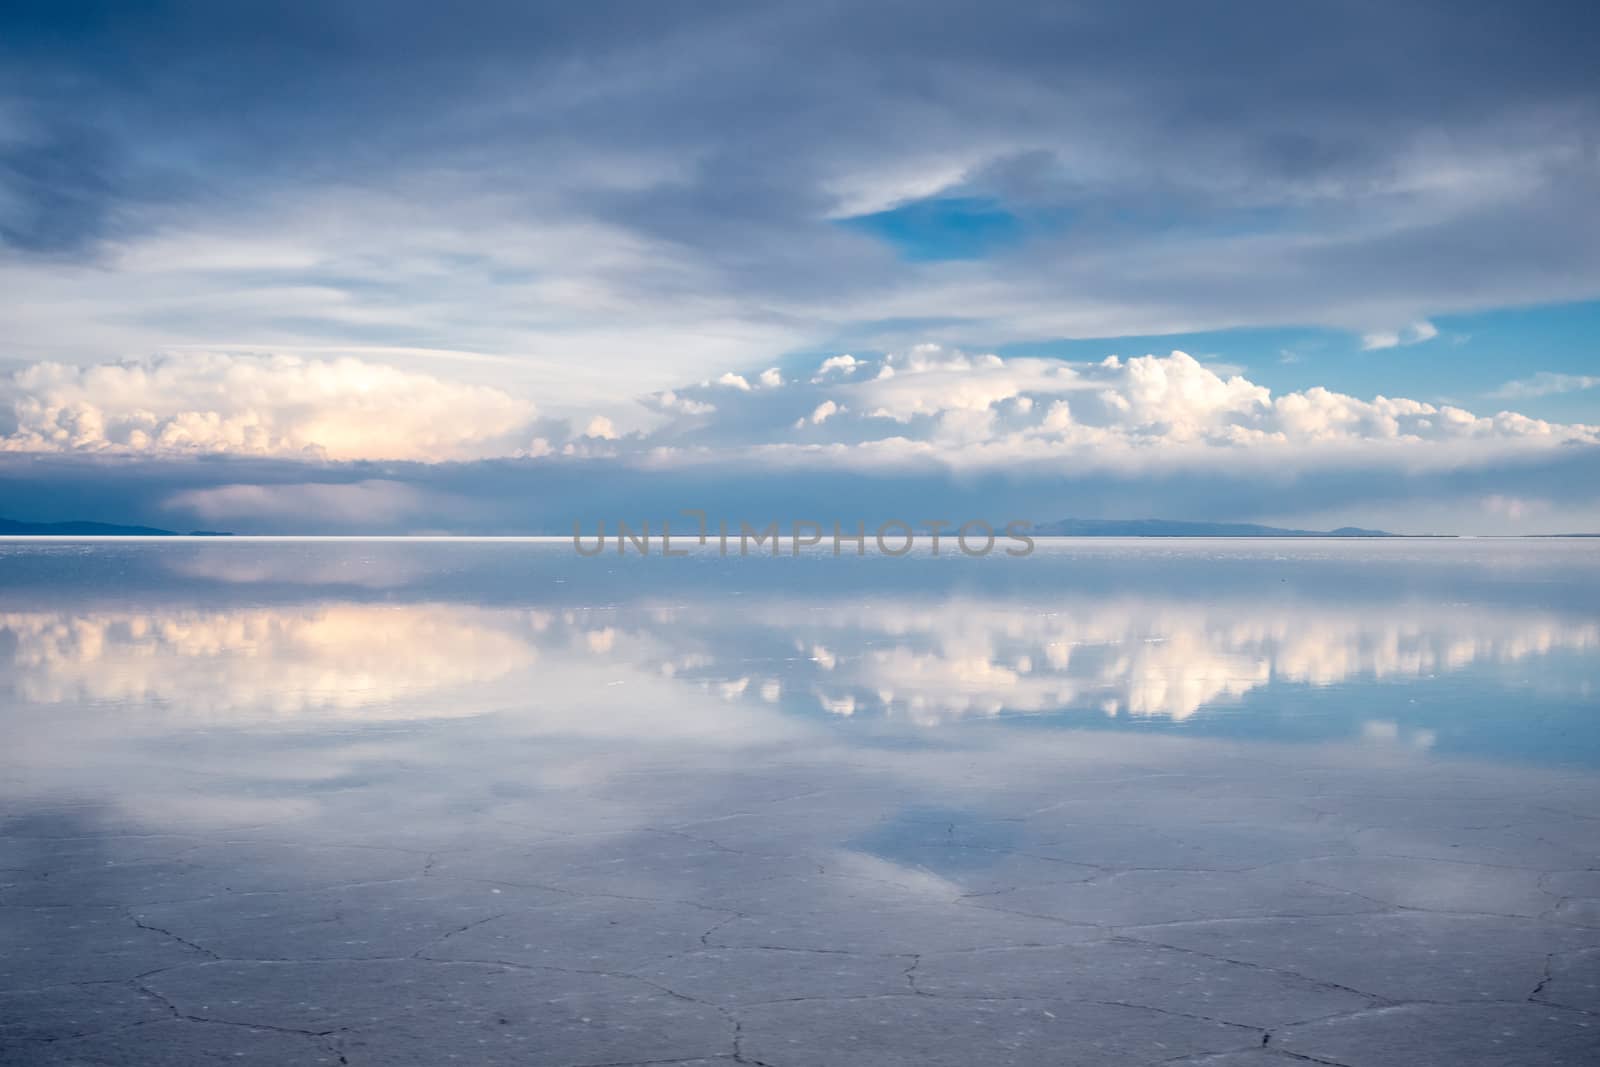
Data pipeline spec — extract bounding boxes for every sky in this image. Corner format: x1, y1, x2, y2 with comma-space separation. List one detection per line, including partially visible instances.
1, 0, 1597, 534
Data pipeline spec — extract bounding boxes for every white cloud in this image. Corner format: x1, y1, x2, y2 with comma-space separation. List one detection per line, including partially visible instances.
2, 6, 1596, 421
644, 346, 1598, 474
650, 390, 717, 416
1480, 494, 1548, 522
166, 479, 435, 525
1490, 372, 1600, 399
1361, 320, 1439, 350
700, 593, 1600, 725
0, 353, 534, 461
3, 347, 1595, 482
812, 354, 861, 380
0, 604, 535, 721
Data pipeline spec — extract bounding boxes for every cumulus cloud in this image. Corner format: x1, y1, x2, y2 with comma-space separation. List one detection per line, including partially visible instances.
583, 415, 619, 440
4, 347, 1595, 483
0, 354, 535, 461
0, 604, 536, 720
648, 390, 716, 416
635, 346, 1600, 472
808, 400, 841, 425
812, 355, 861, 381
617, 590, 1600, 724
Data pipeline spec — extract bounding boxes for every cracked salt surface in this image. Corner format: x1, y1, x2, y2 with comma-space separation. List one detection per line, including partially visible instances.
2, 538, 1599, 1065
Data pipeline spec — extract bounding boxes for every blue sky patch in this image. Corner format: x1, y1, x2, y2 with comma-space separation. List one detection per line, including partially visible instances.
992, 299, 1600, 421
840, 196, 1024, 261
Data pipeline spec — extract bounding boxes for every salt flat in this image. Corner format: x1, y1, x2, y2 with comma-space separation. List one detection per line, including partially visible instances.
2, 539, 1596, 1065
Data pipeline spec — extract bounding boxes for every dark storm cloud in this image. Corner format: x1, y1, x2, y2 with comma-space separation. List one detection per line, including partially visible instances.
4, 441, 1598, 536
4, 1, 1595, 285
0, 123, 123, 254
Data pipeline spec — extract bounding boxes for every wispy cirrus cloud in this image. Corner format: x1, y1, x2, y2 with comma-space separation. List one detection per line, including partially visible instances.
1360, 321, 1440, 351
165, 479, 437, 526
1490, 371, 1600, 399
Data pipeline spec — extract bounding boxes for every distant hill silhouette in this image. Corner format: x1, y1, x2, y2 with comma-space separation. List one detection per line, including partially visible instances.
0, 515, 1419, 538
1033, 518, 1394, 537
0, 517, 230, 536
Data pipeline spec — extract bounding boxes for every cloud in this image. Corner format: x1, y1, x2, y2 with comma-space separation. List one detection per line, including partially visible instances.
1490, 371, 1600, 399
813, 355, 862, 381
1, 344, 1597, 534
1479, 494, 1548, 522
757, 595, 1600, 724
1360, 320, 1440, 350
4, 346, 1596, 480
3, 3, 1596, 402
166, 479, 436, 525
583, 415, 619, 440
632, 346, 1599, 473
649, 390, 716, 416
0, 604, 536, 720
0, 353, 535, 460
808, 400, 840, 425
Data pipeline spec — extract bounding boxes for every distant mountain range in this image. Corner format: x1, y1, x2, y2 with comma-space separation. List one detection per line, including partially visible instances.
5, 515, 1596, 538
7, 515, 1592, 537
1032, 518, 1395, 537
0, 516, 1424, 538
0, 517, 230, 536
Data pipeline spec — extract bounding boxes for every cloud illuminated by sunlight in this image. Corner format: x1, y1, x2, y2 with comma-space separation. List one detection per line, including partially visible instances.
5, 349, 1594, 476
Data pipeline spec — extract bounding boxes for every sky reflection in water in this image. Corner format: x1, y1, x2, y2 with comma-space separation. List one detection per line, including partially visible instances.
4, 541, 1600, 1065
2, 539, 1597, 774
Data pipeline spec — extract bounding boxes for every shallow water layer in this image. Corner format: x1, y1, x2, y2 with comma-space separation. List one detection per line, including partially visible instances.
1, 538, 1597, 1066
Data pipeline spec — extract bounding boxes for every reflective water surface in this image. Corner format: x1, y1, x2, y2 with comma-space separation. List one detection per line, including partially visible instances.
2, 539, 1598, 1065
